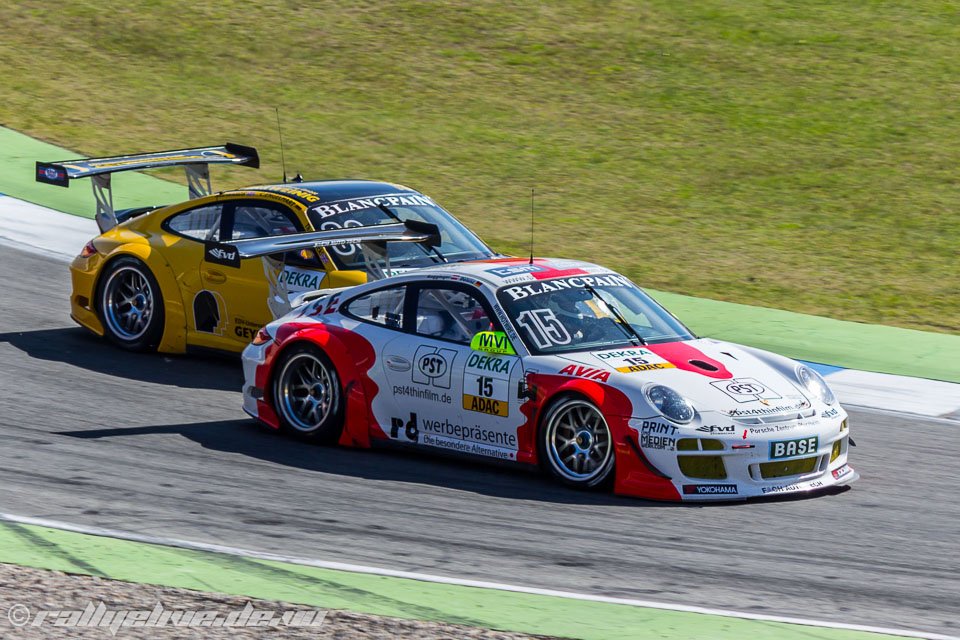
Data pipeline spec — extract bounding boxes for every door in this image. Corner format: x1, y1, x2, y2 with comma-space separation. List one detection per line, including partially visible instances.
379, 283, 526, 462
198, 199, 327, 350
161, 202, 229, 350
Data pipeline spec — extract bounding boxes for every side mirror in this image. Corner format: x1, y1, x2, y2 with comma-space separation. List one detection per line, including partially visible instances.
470, 331, 517, 355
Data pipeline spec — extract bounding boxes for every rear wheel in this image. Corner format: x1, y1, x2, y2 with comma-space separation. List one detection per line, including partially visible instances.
539, 397, 614, 489
96, 256, 165, 352
272, 344, 344, 442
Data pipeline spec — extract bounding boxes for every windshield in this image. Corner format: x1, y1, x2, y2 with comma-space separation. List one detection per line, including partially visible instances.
305, 193, 493, 273
496, 273, 695, 354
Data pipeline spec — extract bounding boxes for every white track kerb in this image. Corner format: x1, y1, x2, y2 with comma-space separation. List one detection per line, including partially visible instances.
0, 513, 955, 640
1, 193, 957, 419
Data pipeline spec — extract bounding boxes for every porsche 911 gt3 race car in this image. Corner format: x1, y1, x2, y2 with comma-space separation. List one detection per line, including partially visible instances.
240, 257, 857, 501
37, 144, 495, 353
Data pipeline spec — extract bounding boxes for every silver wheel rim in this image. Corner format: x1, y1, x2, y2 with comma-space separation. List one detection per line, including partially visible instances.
102, 266, 155, 341
545, 400, 612, 483
278, 353, 338, 433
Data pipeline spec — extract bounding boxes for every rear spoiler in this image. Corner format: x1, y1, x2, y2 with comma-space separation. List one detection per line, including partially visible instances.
36, 143, 259, 233
203, 220, 441, 269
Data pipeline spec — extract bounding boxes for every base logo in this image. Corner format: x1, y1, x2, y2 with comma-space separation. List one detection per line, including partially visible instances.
683, 484, 738, 495
769, 436, 818, 460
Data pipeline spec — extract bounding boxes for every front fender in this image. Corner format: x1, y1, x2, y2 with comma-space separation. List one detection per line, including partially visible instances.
522, 373, 680, 500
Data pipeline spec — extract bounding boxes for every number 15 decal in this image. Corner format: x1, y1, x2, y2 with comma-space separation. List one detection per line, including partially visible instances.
463, 357, 515, 418
515, 309, 571, 350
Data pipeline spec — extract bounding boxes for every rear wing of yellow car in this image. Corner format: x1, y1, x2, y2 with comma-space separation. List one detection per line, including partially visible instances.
36, 143, 260, 233
203, 220, 442, 275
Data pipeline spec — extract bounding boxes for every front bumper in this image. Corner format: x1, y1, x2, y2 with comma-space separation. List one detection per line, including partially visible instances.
624, 410, 858, 501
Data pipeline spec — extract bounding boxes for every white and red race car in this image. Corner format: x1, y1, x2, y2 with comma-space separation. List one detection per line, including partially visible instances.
241, 257, 857, 501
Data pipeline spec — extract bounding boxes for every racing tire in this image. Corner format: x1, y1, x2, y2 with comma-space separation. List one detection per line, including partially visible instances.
96, 256, 165, 352
272, 344, 344, 443
538, 396, 615, 490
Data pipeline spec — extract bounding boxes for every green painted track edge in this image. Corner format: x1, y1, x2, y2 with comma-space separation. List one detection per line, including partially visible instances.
0, 521, 916, 640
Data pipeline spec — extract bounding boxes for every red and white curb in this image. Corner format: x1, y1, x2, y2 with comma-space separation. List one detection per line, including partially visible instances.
0, 193, 957, 422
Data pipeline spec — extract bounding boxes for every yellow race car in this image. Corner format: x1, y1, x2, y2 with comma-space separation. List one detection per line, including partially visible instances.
37, 144, 495, 353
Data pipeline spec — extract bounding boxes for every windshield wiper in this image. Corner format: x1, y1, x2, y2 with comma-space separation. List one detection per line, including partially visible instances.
582, 283, 647, 346
378, 204, 447, 264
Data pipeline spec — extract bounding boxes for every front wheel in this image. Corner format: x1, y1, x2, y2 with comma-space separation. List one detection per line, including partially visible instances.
96, 256, 165, 352
272, 344, 344, 442
539, 397, 614, 489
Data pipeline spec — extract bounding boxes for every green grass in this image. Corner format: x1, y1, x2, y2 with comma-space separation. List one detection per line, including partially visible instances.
1, 1, 957, 333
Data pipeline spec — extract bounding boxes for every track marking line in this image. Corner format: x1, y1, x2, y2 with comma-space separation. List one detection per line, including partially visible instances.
0, 513, 954, 640
847, 404, 960, 426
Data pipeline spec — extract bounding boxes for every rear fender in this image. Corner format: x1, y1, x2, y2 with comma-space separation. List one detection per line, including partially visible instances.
98, 242, 188, 353
270, 324, 379, 448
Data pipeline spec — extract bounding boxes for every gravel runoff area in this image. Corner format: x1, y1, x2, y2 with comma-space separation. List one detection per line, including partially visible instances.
0, 564, 562, 639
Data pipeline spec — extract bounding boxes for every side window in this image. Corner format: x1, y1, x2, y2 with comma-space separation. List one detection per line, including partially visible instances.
230, 203, 301, 240
166, 205, 223, 241
415, 287, 494, 344
342, 286, 405, 330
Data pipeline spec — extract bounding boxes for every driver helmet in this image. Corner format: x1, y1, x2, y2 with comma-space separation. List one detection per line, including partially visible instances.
548, 287, 592, 324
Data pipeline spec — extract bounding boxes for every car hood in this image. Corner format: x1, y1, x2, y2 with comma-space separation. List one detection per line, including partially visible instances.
548, 339, 813, 418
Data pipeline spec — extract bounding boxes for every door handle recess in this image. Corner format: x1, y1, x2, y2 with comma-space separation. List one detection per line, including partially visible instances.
203, 269, 227, 284
385, 355, 411, 372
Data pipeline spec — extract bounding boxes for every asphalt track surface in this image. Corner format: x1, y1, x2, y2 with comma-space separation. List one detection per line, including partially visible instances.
0, 245, 956, 637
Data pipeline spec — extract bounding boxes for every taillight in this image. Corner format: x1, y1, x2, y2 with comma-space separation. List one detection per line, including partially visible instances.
252, 327, 272, 345
80, 241, 98, 258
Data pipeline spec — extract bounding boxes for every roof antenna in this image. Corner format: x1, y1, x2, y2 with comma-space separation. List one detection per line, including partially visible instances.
529, 187, 535, 264
275, 107, 287, 183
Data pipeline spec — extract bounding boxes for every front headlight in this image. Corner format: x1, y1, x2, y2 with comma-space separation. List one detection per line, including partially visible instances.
797, 365, 836, 405
644, 384, 696, 424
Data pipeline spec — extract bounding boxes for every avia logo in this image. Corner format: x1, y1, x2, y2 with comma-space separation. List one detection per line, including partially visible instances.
208, 247, 237, 260
558, 364, 610, 382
